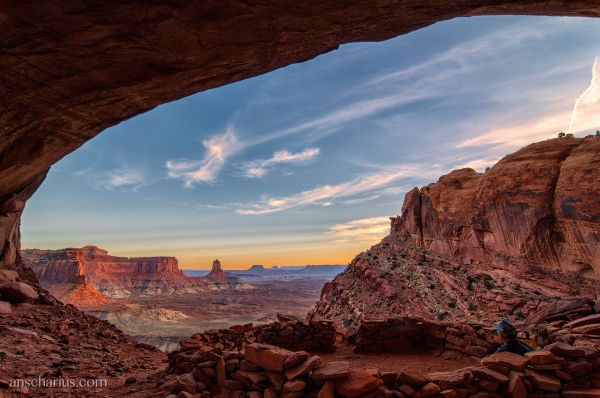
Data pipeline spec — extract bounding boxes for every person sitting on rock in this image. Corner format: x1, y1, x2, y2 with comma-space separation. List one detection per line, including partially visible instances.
494, 320, 532, 355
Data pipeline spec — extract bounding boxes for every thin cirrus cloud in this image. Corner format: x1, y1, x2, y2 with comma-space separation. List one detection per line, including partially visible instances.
166, 126, 241, 187
567, 56, 600, 134
235, 165, 440, 215
242, 148, 320, 178
329, 216, 391, 244
246, 20, 574, 149
74, 167, 150, 193
456, 56, 600, 149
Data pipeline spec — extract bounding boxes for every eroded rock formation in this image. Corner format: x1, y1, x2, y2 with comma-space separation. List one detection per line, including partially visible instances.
22, 245, 207, 298
204, 259, 250, 290
391, 137, 600, 275
311, 138, 600, 325
2, 1, 600, 270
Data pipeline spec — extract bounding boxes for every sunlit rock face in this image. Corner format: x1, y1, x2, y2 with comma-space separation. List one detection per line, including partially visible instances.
2, 1, 600, 269
310, 137, 599, 325
391, 137, 600, 275
21, 246, 207, 298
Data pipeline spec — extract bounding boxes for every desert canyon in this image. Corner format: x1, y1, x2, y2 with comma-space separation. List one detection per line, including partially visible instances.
0, 137, 598, 397
1, 2, 600, 398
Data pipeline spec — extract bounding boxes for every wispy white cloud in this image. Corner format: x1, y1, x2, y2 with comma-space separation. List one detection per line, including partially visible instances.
456, 57, 600, 150
75, 167, 151, 193
166, 126, 241, 187
242, 148, 320, 178
455, 111, 570, 149
342, 195, 381, 205
361, 19, 565, 92
247, 91, 436, 147
567, 56, 600, 134
329, 216, 390, 243
235, 165, 440, 215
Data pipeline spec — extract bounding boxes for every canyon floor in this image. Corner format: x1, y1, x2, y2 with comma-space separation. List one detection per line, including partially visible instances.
85, 278, 330, 352
0, 301, 474, 397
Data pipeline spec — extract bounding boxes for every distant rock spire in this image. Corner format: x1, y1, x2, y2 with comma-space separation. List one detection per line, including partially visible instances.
206, 259, 227, 284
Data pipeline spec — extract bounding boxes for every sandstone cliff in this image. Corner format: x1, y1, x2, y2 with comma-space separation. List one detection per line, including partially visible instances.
22, 246, 208, 298
391, 137, 599, 276
310, 137, 600, 325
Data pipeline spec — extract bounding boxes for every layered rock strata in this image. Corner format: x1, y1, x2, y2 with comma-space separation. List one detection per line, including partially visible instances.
311, 138, 600, 326
391, 137, 600, 275
22, 246, 207, 298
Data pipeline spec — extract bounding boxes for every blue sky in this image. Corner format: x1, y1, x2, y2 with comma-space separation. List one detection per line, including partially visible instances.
21, 16, 600, 269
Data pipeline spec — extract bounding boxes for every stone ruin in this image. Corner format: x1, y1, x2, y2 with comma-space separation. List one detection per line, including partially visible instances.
160, 307, 600, 397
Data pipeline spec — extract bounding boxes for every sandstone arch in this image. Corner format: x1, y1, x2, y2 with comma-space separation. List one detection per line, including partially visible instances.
1, 1, 600, 267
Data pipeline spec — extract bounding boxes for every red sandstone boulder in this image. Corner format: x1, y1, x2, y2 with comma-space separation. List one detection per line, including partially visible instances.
0, 270, 18, 284
0, 281, 38, 303
284, 355, 321, 380
526, 298, 595, 323
563, 389, 600, 398
470, 367, 508, 383
507, 371, 527, 398
0, 301, 11, 314
546, 342, 586, 358
526, 369, 561, 392
427, 369, 470, 389
398, 371, 427, 386
572, 323, 600, 335
524, 350, 556, 364
312, 361, 351, 380
334, 369, 382, 398
318, 381, 335, 398
564, 314, 600, 329
440, 389, 458, 398
421, 382, 441, 397
245, 343, 293, 372
283, 351, 309, 369
480, 352, 529, 372
282, 379, 306, 394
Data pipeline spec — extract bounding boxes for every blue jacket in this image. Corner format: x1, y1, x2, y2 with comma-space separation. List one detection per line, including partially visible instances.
496, 339, 532, 356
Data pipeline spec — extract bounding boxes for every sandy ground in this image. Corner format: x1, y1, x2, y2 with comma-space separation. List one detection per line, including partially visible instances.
86, 278, 327, 350
320, 344, 473, 374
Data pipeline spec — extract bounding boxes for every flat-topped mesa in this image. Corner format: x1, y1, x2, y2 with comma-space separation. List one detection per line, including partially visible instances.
21, 246, 206, 298
390, 137, 600, 276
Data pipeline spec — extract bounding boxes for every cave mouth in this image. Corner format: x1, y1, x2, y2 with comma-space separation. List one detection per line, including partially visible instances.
1, 5, 599, 396
14, 15, 599, 343
2, 2, 600, 271
19, 15, 600, 272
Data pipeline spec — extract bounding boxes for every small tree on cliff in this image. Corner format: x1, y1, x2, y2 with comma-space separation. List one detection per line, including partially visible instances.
558, 132, 566, 138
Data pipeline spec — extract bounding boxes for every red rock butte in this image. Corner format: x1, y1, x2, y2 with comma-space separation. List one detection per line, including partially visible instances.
21, 245, 206, 299
206, 259, 228, 285
391, 137, 600, 276
2, 1, 600, 271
